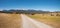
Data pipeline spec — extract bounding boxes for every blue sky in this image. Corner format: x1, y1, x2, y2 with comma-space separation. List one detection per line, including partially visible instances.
0, 0, 60, 11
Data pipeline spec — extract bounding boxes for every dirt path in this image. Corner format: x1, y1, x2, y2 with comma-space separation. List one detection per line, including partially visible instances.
21, 14, 53, 28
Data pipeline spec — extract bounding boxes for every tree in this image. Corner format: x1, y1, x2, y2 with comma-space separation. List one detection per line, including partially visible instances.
56, 14, 60, 16
51, 14, 54, 16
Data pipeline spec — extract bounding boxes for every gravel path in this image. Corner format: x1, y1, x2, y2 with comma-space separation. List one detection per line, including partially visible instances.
21, 14, 53, 28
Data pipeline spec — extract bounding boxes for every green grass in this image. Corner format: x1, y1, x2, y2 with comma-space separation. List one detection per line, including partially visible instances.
27, 14, 60, 28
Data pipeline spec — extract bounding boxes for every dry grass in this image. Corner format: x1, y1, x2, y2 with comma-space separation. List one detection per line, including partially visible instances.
27, 14, 60, 28
0, 13, 21, 28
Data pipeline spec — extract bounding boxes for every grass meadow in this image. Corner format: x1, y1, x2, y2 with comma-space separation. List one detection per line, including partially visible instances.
0, 13, 21, 28
27, 14, 60, 28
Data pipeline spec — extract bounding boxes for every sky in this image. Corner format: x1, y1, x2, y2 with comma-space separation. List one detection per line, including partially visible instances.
0, 0, 60, 11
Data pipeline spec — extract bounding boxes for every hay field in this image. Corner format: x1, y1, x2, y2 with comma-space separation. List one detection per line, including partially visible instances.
0, 13, 21, 28
27, 14, 60, 28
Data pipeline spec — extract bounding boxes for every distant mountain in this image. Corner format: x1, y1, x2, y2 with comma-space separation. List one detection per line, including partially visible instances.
1, 9, 59, 14
54, 11, 60, 12
0, 9, 50, 14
